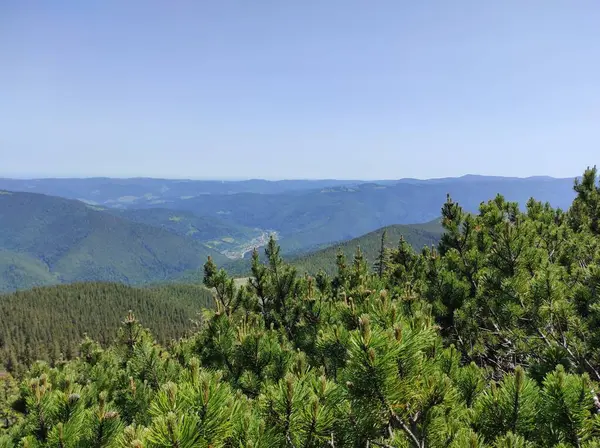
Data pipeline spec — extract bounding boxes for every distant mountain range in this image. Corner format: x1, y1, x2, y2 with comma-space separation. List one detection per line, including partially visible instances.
0, 174, 580, 291
121, 176, 576, 251
0, 177, 365, 204
0, 175, 574, 208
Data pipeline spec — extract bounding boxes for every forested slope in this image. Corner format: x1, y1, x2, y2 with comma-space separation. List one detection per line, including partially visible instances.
0, 190, 226, 291
0, 282, 213, 375
106, 208, 264, 256
292, 219, 444, 275
0, 250, 58, 292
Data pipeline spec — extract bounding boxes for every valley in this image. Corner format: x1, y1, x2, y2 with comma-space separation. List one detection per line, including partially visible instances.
219, 230, 276, 259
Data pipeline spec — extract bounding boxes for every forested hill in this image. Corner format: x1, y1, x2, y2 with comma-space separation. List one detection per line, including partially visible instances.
2, 167, 600, 447
291, 219, 444, 275
0, 282, 213, 375
104, 207, 266, 258
0, 190, 226, 291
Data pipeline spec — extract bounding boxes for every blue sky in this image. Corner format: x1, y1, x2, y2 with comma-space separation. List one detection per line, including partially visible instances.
1, 1, 599, 180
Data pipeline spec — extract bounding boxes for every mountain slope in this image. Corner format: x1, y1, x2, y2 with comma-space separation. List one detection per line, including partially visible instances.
291, 220, 445, 275
0, 250, 58, 292
0, 282, 214, 371
105, 207, 266, 258
0, 190, 226, 291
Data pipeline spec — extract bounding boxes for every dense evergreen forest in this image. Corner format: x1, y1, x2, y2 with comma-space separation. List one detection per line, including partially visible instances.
0, 283, 213, 376
3, 167, 600, 447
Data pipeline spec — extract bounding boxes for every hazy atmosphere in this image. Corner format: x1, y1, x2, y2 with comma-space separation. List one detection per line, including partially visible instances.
2, 1, 599, 179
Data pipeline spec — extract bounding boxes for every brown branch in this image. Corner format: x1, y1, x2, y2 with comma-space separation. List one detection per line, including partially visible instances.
538, 328, 600, 382
370, 441, 396, 448
391, 413, 423, 448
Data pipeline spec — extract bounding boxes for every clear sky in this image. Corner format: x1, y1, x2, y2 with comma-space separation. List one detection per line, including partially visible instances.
1, 1, 599, 180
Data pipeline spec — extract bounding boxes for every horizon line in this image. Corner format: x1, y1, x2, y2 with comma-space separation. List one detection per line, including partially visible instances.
0, 173, 580, 182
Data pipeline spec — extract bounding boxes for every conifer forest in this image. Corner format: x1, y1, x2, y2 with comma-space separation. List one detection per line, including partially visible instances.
5, 167, 600, 447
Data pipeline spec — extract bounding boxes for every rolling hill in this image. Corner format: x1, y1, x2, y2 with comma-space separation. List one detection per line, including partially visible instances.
0, 190, 227, 291
291, 220, 445, 276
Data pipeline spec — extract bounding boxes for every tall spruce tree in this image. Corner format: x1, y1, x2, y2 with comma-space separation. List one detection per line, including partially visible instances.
374, 230, 390, 279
